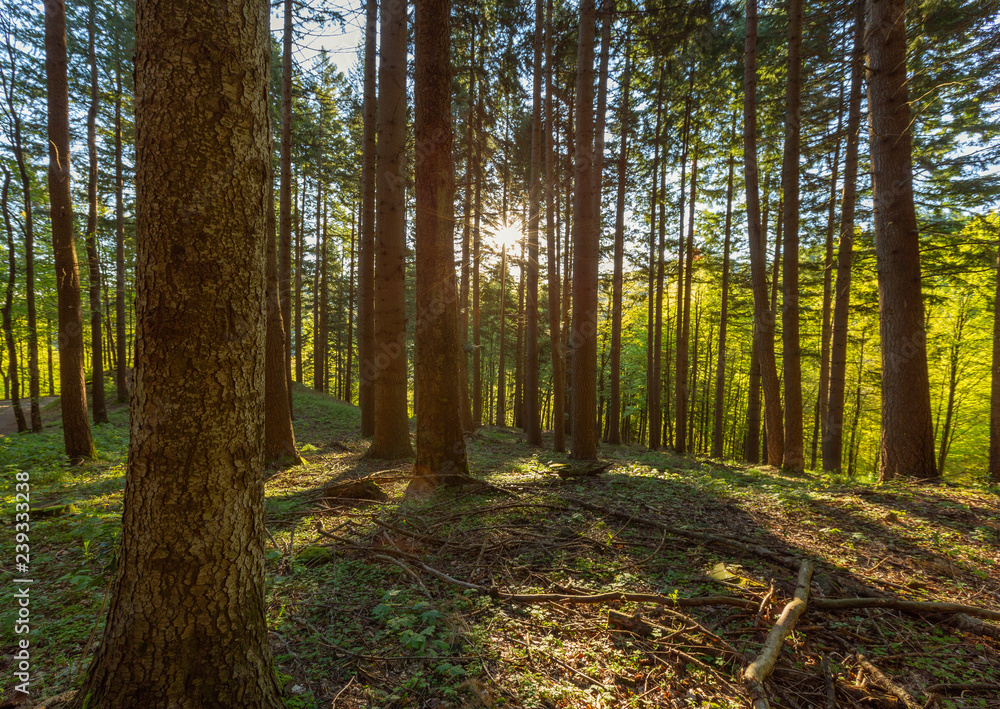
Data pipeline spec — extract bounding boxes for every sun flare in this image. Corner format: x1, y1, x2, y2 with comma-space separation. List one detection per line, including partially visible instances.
488, 220, 523, 251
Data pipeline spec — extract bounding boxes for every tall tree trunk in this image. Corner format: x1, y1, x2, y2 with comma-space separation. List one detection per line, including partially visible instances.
816, 79, 846, 468
346, 204, 355, 403
369, 0, 414, 459
570, 0, 598, 460
866, 0, 937, 481
989, 234, 1000, 484
45, 0, 94, 462
744, 0, 783, 466
411, 0, 468, 490
69, 0, 283, 703
85, 0, 107, 424
472, 93, 483, 428
358, 0, 377, 435
824, 0, 864, 473
1, 167, 26, 431
544, 0, 564, 451
647, 76, 665, 451
114, 21, 127, 404
524, 0, 543, 444
265, 174, 301, 467
677, 135, 698, 455
713, 139, 735, 459
280, 0, 294, 415
496, 247, 508, 426
937, 304, 967, 477
316, 188, 328, 392
607, 24, 630, 446
673, 83, 693, 454
781, 0, 804, 472
458, 24, 476, 435
514, 238, 524, 427
294, 182, 303, 384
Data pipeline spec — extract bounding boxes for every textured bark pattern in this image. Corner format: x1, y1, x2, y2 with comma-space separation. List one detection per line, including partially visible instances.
866, 0, 937, 481
71, 1, 283, 705
607, 30, 630, 446
369, 0, 414, 459
45, 0, 94, 461
524, 0, 543, 444
358, 0, 376, 435
544, 0, 565, 451
780, 0, 804, 472
744, 0, 783, 467
824, 0, 864, 473
85, 2, 107, 424
411, 0, 469, 488
570, 0, 598, 460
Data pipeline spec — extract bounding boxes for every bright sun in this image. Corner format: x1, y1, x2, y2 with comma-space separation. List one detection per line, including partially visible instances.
489, 221, 523, 251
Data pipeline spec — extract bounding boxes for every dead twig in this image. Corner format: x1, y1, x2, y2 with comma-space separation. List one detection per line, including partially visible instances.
856, 652, 922, 709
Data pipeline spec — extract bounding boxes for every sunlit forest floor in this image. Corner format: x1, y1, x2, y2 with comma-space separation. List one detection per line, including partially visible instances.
2, 387, 999, 708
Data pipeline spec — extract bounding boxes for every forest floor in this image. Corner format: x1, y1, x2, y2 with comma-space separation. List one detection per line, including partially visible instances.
1, 386, 999, 709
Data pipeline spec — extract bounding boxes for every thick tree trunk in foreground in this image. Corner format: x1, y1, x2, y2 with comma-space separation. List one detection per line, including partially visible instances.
824, 0, 864, 473
411, 0, 468, 490
45, 0, 94, 462
70, 0, 283, 704
369, 0, 414, 459
570, 0, 598, 460
544, 0, 565, 451
866, 0, 937, 482
781, 0, 804, 472
86, 2, 108, 424
744, 0, 782, 467
358, 0, 377, 435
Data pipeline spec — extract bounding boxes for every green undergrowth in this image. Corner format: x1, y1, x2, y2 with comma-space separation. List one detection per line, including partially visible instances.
2, 388, 999, 707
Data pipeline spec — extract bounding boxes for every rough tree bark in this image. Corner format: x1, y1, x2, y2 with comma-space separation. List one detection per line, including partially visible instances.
45, 0, 95, 462
824, 0, 864, 474
544, 0, 565, 451
780, 0, 804, 472
85, 0, 107, 424
358, 0, 377, 435
744, 0, 783, 467
369, 0, 414, 459
866, 0, 937, 481
68, 0, 284, 703
607, 25, 630, 446
410, 0, 469, 490
570, 0, 598, 460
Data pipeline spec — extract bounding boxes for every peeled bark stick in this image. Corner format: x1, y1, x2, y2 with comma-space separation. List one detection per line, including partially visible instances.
855, 653, 921, 709
743, 560, 815, 709
812, 597, 1000, 623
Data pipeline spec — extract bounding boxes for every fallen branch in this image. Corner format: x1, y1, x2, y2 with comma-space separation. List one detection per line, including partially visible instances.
952, 612, 1000, 641
856, 653, 921, 709
743, 560, 815, 709
812, 597, 1000, 623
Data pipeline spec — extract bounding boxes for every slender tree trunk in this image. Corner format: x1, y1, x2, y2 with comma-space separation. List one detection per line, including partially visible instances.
544, 0, 564, 451
1, 167, 26, 431
358, 0, 377, 434
867, 0, 937, 481
265, 174, 301, 467
369, 0, 414, 459
496, 247, 508, 426
647, 77, 664, 450
937, 308, 967, 477
713, 141, 735, 459
295, 183, 303, 385
607, 27, 630, 445
69, 0, 284, 698
677, 135, 698, 455
346, 204, 355, 404
570, 0, 598, 460
780, 0, 805, 472
45, 0, 94, 461
114, 25, 127, 404
316, 188, 328, 392
458, 24, 476, 435
524, 0, 543, 444
989, 233, 1000, 483
472, 94, 483, 428
744, 0, 783, 466
514, 238, 524, 428
411, 0, 468, 490
85, 1, 107, 424
825, 0, 864, 473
